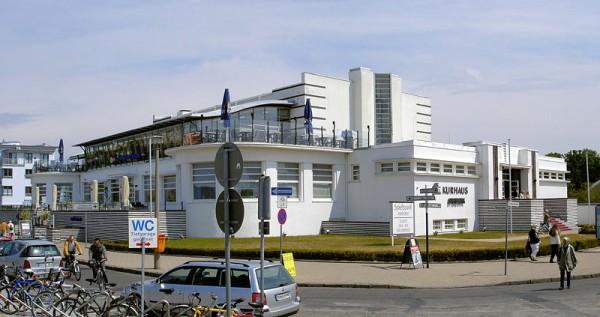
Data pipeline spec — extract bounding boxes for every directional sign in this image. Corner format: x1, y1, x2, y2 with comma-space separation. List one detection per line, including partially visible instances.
419, 203, 442, 208
128, 218, 158, 248
277, 209, 287, 225
72, 202, 99, 211
420, 188, 440, 194
271, 187, 293, 196
406, 195, 436, 202
507, 201, 520, 207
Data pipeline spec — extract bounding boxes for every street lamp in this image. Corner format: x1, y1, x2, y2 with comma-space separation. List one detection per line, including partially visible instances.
148, 135, 163, 269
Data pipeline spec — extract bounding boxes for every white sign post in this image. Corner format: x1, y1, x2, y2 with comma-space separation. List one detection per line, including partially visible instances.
390, 202, 414, 246
128, 218, 158, 316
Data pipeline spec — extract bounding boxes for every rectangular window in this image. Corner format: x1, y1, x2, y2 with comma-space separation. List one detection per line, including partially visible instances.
443, 164, 453, 173
558, 173, 564, 180
313, 164, 333, 199
467, 166, 476, 175
430, 163, 440, 173
234, 162, 262, 198
380, 163, 394, 173
40, 154, 49, 164
457, 219, 467, 230
433, 220, 442, 231
2, 169, 12, 178
164, 175, 177, 202
543, 172, 549, 179
192, 163, 216, 200
25, 186, 32, 197
351, 165, 360, 181
416, 162, 427, 172
550, 173, 557, 180
144, 176, 156, 203
83, 182, 91, 202
25, 169, 32, 175
444, 220, 455, 230
56, 183, 73, 204
25, 153, 33, 163
397, 162, 410, 172
277, 162, 299, 199
456, 165, 465, 174
2, 186, 13, 196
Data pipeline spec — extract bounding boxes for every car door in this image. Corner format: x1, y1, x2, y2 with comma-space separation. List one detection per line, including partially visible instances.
144, 266, 195, 306
184, 266, 223, 305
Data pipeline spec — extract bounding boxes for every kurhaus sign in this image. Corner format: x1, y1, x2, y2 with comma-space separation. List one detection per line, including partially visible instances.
441, 186, 468, 195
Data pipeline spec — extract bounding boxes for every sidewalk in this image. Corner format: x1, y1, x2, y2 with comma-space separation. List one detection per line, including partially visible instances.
70, 244, 600, 289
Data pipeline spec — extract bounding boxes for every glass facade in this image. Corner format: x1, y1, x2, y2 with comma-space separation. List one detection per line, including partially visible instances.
375, 74, 392, 145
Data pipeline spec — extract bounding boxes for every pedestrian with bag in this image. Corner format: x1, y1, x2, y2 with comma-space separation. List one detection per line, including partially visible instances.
549, 224, 561, 263
528, 225, 540, 261
557, 237, 577, 290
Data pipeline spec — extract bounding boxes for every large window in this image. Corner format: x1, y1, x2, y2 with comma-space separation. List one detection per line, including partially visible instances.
2, 186, 12, 196
193, 163, 216, 200
375, 74, 392, 144
144, 176, 155, 203
2, 169, 12, 178
164, 175, 177, 202
277, 162, 299, 199
25, 153, 33, 163
25, 186, 32, 197
234, 162, 262, 198
313, 164, 333, 199
56, 183, 73, 203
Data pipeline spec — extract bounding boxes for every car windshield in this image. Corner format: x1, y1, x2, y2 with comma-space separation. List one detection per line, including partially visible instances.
25, 245, 60, 257
254, 265, 295, 289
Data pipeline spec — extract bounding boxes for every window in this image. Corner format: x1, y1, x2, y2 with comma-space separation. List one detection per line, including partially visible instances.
374, 74, 392, 145
380, 163, 394, 173
25, 186, 32, 197
144, 176, 156, 203
2, 186, 13, 196
467, 166, 476, 175
234, 162, 262, 198
25, 169, 32, 176
192, 163, 216, 200
416, 162, 427, 172
430, 163, 440, 173
2, 169, 12, 178
277, 162, 299, 198
40, 154, 49, 164
164, 176, 176, 202
456, 165, 465, 174
550, 173, 557, 180
313, 164, 333, 199
397, 162, 410, 172
443, 164, 453, 173
25, 153, 33, 163
56, 183, 73, 203
558, 173, 564, 180
457, 219, 467, 230
351, 165, 360, 181
161, 267, 194, 285
444, 220, 455, 230
543, 172, 549, 179
433, 220, 442, 231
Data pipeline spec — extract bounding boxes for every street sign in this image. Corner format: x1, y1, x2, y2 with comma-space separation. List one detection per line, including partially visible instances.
419, 203, 442, 208
72, 202, 99, 211
271, 187, 293, 196
420, 188, 440, 194
406, 195, 436, 202
277, 209, 287, 225
277, 196, 287, 208
216, 189, 245, 234
507, 201, 520, 207
128, 218, 158, 248
215, 142, 244, 187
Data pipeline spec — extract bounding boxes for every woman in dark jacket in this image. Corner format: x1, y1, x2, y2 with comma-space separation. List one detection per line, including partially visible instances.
528, 225, 541, 261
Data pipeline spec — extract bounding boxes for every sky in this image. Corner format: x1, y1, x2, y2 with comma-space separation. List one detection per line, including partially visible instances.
1, 0, 599, 159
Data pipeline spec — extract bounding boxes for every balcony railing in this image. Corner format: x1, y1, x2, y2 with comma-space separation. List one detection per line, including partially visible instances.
33, 162, 86, 174
1, 157, 25, 166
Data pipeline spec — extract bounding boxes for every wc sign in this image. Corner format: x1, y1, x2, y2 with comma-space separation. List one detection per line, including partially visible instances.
128, 218, 158, 248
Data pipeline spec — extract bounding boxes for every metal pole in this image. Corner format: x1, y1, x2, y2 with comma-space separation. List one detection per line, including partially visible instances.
141, 236, 145, 316
504, 207, 508, 275
425, 186, 430, 268
260, 218, 265, 307
586, 151, 591, 220
224, 147, 231, 317
279, 223, 283, 262
154, 145, 161, 269
508, 139, 513, 233
149, 138, 153, 217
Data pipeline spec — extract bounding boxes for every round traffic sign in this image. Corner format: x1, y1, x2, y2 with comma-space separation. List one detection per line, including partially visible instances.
215, 189, 245, 234
277, 209, 287, 225
215, 142, 244, 187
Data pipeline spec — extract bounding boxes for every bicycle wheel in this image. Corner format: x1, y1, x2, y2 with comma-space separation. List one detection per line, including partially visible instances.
103, 303, 138, 317
0, 285, 24, 315
53, 297, 80, 317
95, 270, 105, 291
83, 291, 111, 317
32, 290, 61, 316
169, 304, 195, 317
73, 263, 82, 281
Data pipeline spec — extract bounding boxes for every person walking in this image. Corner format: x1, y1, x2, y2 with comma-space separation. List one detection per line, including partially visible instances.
6, 221, 15, 240
89, 238, 109, 284
557, 237, 577, 290
528, 225, 540, 261
549, 224, 561, 263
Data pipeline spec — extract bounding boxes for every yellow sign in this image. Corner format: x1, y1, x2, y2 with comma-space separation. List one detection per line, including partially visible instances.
282, 252, 296, 277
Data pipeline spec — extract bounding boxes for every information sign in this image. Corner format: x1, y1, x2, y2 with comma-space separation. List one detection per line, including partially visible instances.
419, 203, 442, 208
128, 218, 158, 248
72, 202, 99, 211
271, 187, 293, 196
406, 195, 436, 202
391, 202, 414, 235
401, 238, 423, 269
282, 253, 297, 277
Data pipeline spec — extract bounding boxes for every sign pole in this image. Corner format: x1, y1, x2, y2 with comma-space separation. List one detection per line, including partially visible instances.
224, 147, 231, 317
141, 237, 145, 316
280, 223, 283, 262
425, 187, 430, 268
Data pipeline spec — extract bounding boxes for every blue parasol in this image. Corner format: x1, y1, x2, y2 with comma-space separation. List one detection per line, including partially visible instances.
303, 98, 313, 135
58, 139, 64, 163
220, 88, 231, 128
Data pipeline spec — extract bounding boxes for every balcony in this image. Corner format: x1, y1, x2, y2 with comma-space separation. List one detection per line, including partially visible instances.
32, 162, 85, 174
1, 157, 25, 166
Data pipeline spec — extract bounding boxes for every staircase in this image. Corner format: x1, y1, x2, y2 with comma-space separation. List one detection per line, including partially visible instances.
548, 216, 578, 231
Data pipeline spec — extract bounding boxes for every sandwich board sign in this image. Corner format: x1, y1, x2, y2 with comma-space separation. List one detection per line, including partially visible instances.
128, 218, 158, 248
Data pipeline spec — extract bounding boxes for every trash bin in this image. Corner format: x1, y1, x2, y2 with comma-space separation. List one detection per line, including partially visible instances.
157, 234, 167, 253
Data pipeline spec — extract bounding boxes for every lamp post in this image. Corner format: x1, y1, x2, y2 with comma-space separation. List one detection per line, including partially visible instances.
148, 135, 163, 269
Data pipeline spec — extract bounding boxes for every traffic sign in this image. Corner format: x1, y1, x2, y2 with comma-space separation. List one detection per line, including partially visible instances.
216, 189, 245, 234
419, 203, 442, 208
271, 187, 293, 196
277, 196, 288, 208
215, 142, 244, 187
406, 195, 436, 202
420, 188, 440, 194
128, 218, 158, 248
277, 209, 287, 225
507, 201, 520, 207
72, 202, 99, 211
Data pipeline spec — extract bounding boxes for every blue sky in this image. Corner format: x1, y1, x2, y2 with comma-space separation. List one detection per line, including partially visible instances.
1, 1, 599, 158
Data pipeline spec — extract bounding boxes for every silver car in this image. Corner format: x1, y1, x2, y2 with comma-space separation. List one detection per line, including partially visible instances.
125, 259, 301, 316
0, 239, 63, 279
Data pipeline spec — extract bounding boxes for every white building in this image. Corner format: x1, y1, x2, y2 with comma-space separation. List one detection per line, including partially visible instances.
27, 67, 572, 238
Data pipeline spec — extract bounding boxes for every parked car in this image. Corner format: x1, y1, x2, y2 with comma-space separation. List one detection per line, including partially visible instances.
124, 259, 300, 317
0, 237, 12, 252
0, 239, 63, 279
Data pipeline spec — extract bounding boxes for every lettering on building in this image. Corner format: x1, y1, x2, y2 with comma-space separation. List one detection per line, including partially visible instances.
442, 186, 468, 195
447, 198, 466, 207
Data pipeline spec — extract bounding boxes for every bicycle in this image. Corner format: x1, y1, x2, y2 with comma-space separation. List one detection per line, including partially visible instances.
89, 259, 108, 291
168, 291, 251, 317
64, 255, 82, 281
32, 268, 69, 315
0, 270, 53, 316
102, 285, 142, 317
52, 283, 113, 317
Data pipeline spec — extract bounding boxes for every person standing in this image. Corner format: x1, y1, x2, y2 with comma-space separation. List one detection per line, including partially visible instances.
528, 225, 540, 261
6, 221, 15, 240
0, 220, 6, 237
549, 224, 561, 263
89, 238, 109, 284
557, 237, 578, 290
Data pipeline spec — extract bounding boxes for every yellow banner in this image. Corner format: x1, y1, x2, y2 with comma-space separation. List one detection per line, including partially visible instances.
282, 252, 296, 277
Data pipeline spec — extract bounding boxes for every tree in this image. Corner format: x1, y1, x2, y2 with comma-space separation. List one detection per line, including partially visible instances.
563, 149, 600, 190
